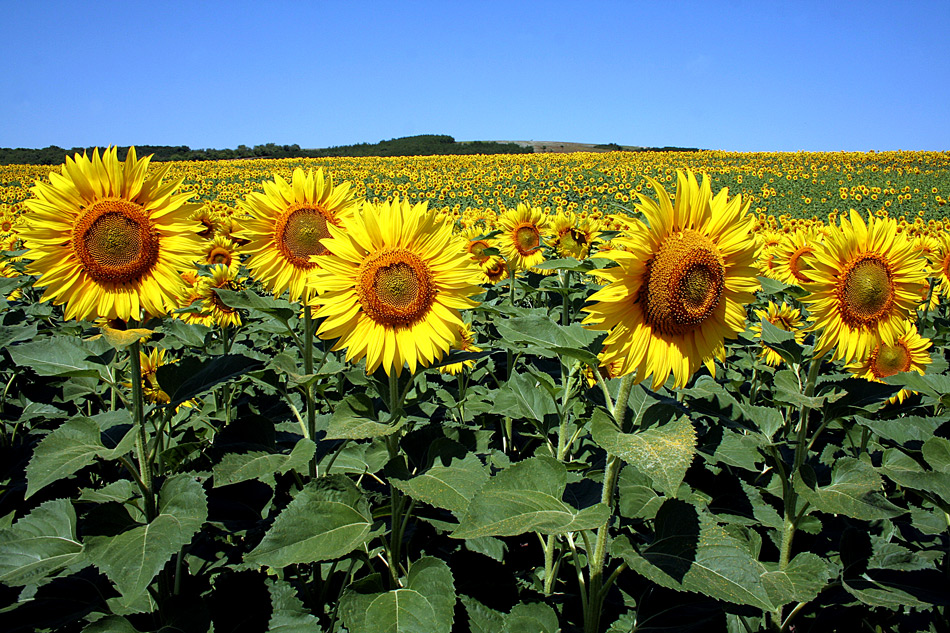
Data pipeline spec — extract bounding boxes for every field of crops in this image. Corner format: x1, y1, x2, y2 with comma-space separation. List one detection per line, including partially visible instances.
1, 148, 949, 633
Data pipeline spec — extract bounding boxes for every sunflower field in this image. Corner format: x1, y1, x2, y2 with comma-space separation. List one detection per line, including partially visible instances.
1, 148, 949, 633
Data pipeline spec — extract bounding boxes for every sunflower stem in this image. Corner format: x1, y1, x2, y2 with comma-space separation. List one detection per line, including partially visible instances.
129, 337, 155, 521
303, 306, 318, 479
560, 269, 572, 326
584, 373, 635, 633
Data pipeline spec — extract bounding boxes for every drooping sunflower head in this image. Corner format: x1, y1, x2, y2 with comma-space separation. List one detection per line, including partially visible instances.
19, 147, 204, 322
239, 167, 359, 303
497, 203, 549, 272
801, 210, 930, 363
583, 170, 760, 390
312, 198, 484, 377
846, 319, 931, 404
749, 300, 806, 367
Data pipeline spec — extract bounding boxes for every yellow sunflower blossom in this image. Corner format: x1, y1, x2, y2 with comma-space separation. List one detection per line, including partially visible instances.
846, 319, 931, 404
801, 210, 930, 363
19, 147, 203, 322
749, 301, 806, 367
311, 198, 483, 377
583, 170, 760, 390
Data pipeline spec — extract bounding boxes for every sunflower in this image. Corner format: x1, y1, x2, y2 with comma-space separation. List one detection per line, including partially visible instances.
583, 170, 760, 390
193, 263, 245, 328
928, 231, 950, 305
801, 210, 930, 363
202, 234, 241, 268
19, 147, 203, 322
846, 319, 931, 404
497, 203, 549, 272
131, 347, 197, 408
439, 322, 482, 375
771, 228, 821, 286
311, 198, 483, 377
480, 256, 509, 285
239, 168, 359, 304
749, 300, 806, 366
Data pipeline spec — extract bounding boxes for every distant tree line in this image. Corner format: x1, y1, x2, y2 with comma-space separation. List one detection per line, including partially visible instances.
0, 135, 533, 165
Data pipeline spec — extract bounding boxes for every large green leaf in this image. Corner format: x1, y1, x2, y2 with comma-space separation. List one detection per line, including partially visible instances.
758, 318, 804, 366
245, 475, 371, 567
451, 455, 609, 539
461, 597, 559, 633
212, 438, 316, 488
0, 499, 83, 586
492, 370, 557, 421
8, 336, 109, 378
856, 414, 943, 444
794, 458, 904, 520
591, 408, 695, 497
84, 475, 207, 599
494, 314, 600, 362
612, 499, 777, 611
340, 557, 455, 633
390, 453, 489, 516
880, 442, 950, 501
325, 393, 405, 440
26, 414, 136, 499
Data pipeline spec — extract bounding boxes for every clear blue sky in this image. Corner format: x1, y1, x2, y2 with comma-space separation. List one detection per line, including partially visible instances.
1, 0, 948, 152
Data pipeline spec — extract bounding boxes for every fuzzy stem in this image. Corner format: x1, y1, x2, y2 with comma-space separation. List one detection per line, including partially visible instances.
303, 306, 317, 479
129, 337, 156, 521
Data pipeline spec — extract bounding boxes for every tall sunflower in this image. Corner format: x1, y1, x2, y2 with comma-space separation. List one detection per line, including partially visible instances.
497, 203, 549, 272
311, 198, 484, 377
19, 147, 203, 322
239, 168, 359, 304
583, 170, 760, 390
801, 210, 930, 363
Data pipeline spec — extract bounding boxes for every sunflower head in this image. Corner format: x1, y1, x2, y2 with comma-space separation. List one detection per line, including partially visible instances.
801, 210, 930, 362
439, 321, 482, 375
846, 319, 931, 404
239, 167, 359, 303
312, 198, 483, 377
498, 203, 549, 273
19, 147, 204, 322
583, 170, 760, 390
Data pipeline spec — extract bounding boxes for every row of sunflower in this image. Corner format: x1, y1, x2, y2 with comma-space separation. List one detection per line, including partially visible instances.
0, 147, 946, 393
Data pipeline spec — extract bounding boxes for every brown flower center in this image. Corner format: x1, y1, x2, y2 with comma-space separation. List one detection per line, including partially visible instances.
640, 229, 725, 336
275, 205, 333, 270
73, 198, 159, 284
357, 249, 436, 327
837, 255, 894, 327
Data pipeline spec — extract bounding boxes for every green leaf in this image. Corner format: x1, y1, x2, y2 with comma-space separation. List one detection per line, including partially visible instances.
82, 616, 142, 633
617, 465, 662, 520
391, 453, 489, 516
245, 475, 371, 567
213, 287, 297, 322
758, 318, 804, 366
738, 403, 783, 439
212, 438, 316, 488
340, 557, 455, 633
325, 393, 405, 440
0, 499, 83, 586
156, 353, 264, 408
7, 336, 109, 378
773, 370, 826, 408
591, 408, 695, 497
880, 448, 950, 501
855, 414, 942, 444
0, 320, 38, 350
461, 596, 505, 633
26, 414, 136, 499
85, 474, 207, 599
267, 579, 324, 632
506, 602, 560, 633
493, 371, 557, 421
612, 499, 777, 611
451, 455, 609, 539
494, 315, 600, 360
761, 552, 836, 606
158, 318, 210, 349
794, 458, 904, 520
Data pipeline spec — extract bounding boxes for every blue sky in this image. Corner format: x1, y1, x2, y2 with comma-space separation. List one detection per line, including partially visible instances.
1, 0, 948, 152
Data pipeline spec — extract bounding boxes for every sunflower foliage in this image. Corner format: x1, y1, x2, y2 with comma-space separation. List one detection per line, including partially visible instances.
0, 156, 949, 633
